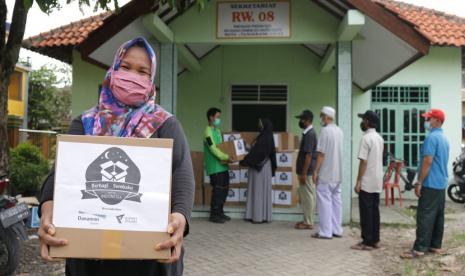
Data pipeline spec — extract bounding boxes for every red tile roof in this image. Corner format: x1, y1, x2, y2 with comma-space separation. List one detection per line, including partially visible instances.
374, 0, 465, 47
22, 0, 465, 63
23, 11, 111, 50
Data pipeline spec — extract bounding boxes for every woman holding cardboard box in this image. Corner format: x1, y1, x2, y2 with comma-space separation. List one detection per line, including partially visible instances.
37, 37, 194, 276
240, 119, 277, 223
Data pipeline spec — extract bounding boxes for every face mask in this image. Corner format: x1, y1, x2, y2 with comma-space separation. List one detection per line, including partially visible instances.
360, 122, 368, 132
213, 118, 221, 127
298, 121, 306, 129
319, 117, 325, 127
110, 70, 153, 107
424, 121, 431, 131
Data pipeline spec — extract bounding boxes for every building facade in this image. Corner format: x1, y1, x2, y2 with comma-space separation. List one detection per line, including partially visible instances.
24, 0, 465, 222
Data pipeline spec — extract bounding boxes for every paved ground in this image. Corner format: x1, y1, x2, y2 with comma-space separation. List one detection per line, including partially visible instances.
183, 219, 379, 276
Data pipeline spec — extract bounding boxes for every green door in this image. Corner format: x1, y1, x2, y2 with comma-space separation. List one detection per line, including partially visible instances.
371, 86, 430, 168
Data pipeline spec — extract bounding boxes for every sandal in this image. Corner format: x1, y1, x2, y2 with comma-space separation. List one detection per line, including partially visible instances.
333, 234, 343, 238
350, 243, 374, 251
311, 233, 332, 239
294, 223, 314, 230
400, 249, 425, 259
428, 248, 445, 255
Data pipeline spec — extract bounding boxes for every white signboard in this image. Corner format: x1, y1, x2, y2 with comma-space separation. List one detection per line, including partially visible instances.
53, 139, 172, 232
217, 1, 290, 39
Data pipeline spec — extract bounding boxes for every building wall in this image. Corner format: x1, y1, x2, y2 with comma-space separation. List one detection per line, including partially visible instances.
169, 0, 339, 44
71, 44, 463, 204
177, 45, 337, 151
7, 67, 27, 118
71, 50, 107, 117
351, 46, 463, 198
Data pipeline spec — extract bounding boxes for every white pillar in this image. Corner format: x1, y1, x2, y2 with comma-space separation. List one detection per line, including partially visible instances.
160, 43, 177, 114
337, 42, 353, 224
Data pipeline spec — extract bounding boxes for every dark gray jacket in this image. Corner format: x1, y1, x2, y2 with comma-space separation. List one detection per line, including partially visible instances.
39, 116, 194, 276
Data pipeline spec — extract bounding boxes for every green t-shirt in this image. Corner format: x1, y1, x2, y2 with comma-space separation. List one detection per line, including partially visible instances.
203, 126, 229, 175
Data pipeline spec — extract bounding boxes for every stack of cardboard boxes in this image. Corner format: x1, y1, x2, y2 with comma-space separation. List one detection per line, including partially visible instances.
191, 132, 301, 209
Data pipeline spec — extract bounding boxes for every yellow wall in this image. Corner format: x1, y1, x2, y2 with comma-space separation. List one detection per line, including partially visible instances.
7, 67, 27, 117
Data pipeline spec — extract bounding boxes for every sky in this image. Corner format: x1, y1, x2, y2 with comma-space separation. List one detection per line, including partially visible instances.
5, 0, 465, 72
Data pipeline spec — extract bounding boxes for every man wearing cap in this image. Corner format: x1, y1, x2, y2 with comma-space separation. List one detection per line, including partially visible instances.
402, 109, 449, 258
294, 110, 318, 230
312, 106, 343, 239
351, 111, 384, 250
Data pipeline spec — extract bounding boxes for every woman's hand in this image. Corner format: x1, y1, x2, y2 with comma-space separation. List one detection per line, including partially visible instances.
38, 201, 68, 261
156, 212, 186, 263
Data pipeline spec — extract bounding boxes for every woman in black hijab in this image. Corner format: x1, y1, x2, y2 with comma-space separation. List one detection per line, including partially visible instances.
240, 118, 277, 223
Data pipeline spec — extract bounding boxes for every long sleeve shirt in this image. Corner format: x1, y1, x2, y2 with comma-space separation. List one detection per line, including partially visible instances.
203, 126, 229, 175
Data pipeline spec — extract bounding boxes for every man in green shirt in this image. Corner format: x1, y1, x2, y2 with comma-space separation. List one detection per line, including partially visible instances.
204, 107, 232, 223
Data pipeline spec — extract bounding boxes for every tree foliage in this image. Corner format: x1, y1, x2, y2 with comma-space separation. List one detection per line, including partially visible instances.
9, 142, 49, 195
28, 65, 72, 129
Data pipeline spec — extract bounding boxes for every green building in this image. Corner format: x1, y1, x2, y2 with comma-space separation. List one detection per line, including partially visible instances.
24, 0, 465, 222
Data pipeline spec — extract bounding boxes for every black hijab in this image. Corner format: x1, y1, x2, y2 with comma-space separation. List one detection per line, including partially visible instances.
240, 118, 277, 176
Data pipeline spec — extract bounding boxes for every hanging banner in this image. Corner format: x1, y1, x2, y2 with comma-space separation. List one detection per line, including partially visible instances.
217, 1, 291, 39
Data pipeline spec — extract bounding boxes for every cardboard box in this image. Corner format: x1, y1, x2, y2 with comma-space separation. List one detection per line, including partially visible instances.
204, 184, 212, 205
51, 135, 172, 260
228, 169, 241, 184
218, 139, 247, 161
276, 151, 294, 167
274, 132, 297, 151
239, 188, 248, 202
223, 133, 242, 142
274, 171, 293, 186
240, 132, 259, 145
240, 169, 249, 183
194, 187, 203, 205
190, 152, 204, 190
204, 170, 210, 184
273, 190, 292, 206
226, 188, 240, 202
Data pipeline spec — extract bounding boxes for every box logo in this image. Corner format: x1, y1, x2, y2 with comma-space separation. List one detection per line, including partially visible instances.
228, 189, 235, 197
81, 147, 142, 205
278, 191, 287, 200
279, 154, 288, 163
116, 214, 125, 224
229, 170, 236, 180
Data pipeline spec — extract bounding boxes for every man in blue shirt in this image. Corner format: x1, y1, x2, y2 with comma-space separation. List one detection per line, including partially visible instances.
401, 109, 449, 258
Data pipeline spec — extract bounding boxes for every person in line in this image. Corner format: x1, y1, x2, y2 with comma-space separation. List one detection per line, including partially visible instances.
401, 109, 449, 258
240, 118, 277, 224
351, 111, 384, 250
38, 37, 194, 276
204, 107, 233, 223
312, 106, 343, 239
294, 110, 317, 230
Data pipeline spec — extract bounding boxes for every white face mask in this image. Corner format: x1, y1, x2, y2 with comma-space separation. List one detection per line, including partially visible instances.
319, 117, 325, 127
424, 121, 431, 131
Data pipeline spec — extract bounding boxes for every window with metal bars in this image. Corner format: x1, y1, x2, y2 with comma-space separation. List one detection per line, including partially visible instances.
371, 86, 430, 168
231, 84, 288, 131
231, 84, 287, 102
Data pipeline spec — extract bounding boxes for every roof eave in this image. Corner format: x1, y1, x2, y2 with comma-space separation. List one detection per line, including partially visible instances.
344, 0, 430, 55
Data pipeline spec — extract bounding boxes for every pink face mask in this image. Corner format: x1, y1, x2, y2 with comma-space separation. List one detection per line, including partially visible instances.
110, 70, 154, 107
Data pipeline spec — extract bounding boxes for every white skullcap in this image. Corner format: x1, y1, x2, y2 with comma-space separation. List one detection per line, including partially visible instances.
321, 106, 336, 119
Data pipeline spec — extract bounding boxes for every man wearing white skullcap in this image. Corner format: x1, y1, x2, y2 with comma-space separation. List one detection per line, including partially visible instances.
311, 106, 344, 239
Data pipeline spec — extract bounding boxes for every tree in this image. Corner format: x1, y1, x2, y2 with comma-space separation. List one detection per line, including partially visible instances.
28, 65, 71, 129
0, 0, 207, 177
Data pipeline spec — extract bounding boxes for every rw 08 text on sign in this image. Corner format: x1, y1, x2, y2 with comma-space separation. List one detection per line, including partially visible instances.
217, 1, 291, 39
